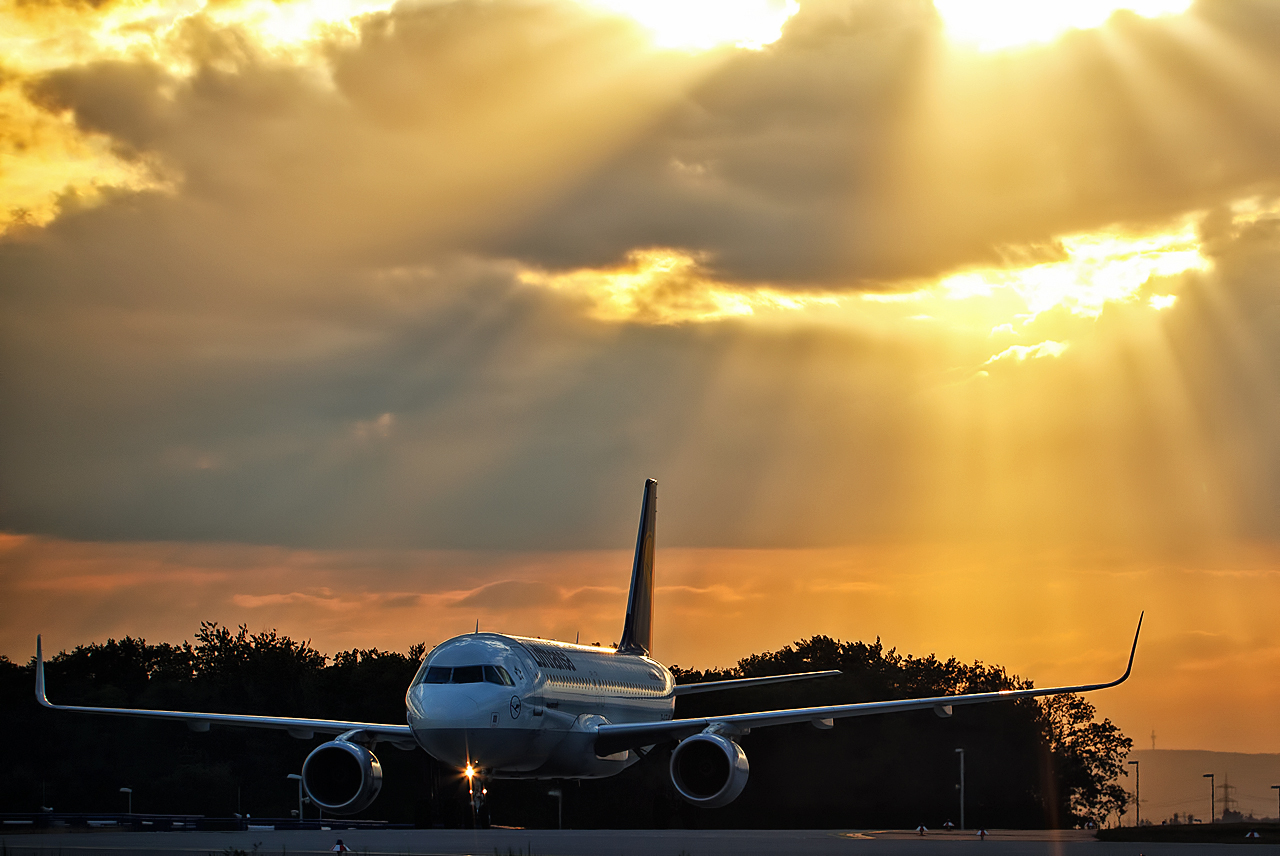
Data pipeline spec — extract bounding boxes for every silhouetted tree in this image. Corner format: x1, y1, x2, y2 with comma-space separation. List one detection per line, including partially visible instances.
1, 629, 1130, 828
1042, 693, 1132, 826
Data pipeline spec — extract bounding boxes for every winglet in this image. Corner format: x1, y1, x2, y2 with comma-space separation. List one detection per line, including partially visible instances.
1116, 611, 1143, 685
35, 635, 53, 709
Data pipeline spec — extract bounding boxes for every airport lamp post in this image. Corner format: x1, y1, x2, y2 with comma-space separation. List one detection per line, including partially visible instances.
119, 787, 132, 814
1204, 774, 1214, 823
287, 774, 304, 821
955, 748, 965, 831
1129, 760, 1139, 827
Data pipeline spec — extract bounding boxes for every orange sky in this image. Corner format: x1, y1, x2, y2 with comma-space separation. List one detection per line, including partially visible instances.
4, 532, 1278, 754
3, 0, 1280, 755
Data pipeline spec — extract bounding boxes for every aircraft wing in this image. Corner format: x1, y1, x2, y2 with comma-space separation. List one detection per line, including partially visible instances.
34, 636, 414, 745
596, 613, 1142, 758
673, 670, 841, 696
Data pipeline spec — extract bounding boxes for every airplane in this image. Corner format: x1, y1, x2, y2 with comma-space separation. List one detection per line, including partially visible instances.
36, 478, 1143, 814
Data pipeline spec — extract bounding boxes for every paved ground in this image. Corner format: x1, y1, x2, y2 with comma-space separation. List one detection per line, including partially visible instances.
1, 828, 1276, 856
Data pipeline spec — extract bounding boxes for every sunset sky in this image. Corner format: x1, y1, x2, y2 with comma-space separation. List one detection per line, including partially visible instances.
2, 0, 1279, 756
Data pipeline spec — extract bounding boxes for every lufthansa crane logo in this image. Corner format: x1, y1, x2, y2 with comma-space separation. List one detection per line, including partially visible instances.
509, 696, 521, 719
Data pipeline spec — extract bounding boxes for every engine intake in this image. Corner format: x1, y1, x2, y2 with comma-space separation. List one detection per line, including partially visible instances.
669, 731, 749, 808
301, 740, 383, 815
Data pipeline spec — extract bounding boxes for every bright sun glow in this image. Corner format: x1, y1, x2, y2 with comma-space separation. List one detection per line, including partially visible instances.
523, 218, 1211, 333
934, 0, 1193, 51
520, 249, 837, 324
204, 0, 395, 55
590, 0, 799, 50
985, 340, 1068, 365
937, 220, 1207, 319
852, 218, 1211, 366
0, 0, 392, 75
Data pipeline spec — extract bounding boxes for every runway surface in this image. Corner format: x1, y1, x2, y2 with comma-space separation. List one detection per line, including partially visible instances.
1, 828, 1277, 856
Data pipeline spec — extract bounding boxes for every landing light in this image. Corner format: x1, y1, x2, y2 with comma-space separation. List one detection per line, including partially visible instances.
464, 764, 476, 780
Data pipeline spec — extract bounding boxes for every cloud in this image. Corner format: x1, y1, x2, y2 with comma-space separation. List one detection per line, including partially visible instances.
563, 585, 626, 606
6, 210, 1280, 550
452, 580, 562, 610
479, 0, 1280, 286
518, 247, 840, 323
228, 588, 422, 610
352, 413, 394, 441
2, 0, 1280, 557
984, 340, 1069, 364
0, 74, 168, 231
10, 0, 1280, 286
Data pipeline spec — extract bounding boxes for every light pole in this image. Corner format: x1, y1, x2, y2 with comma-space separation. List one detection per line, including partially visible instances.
1128, 760, 1139, 827
955, 748, 965, 831
119, 787, 132, 815
1203, 773, 1214, 823
287, 774, 304, 821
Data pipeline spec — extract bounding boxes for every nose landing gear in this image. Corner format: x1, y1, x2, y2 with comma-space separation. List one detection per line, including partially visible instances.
463, 764, 489, 828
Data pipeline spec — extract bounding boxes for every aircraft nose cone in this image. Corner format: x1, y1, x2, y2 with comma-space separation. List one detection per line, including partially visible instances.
410, 687, 496, 769
417, 689, 479, 725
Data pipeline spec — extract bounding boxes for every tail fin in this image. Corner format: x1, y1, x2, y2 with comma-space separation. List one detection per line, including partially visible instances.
618, 478, 657, 656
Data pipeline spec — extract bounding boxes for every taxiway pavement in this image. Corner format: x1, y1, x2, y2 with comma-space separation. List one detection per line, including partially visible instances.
1, 828, 1276, 856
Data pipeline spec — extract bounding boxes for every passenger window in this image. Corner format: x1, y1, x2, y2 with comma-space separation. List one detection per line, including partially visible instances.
452, 665, 485, 683
424, 667, 452, 684
485, 665, 515, 686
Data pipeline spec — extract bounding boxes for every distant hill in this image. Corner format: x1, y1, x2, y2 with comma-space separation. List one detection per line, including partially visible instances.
1123, 750, 1280, 823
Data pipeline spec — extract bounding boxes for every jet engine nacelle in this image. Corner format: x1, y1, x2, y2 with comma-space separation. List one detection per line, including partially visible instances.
669, 731, 749, 808
301, 739, 383, 815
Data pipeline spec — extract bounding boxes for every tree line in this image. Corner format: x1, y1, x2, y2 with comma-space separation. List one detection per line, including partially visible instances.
0, 623, 1131, 828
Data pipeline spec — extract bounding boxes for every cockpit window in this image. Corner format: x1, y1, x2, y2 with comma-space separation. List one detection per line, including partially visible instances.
423, 666, 452, 684
416, 664, 516, 686
451, 665, 484, 683
485, 665, 515, 686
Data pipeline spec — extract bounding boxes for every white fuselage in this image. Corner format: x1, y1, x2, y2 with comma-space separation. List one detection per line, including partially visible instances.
405, 633, 675, 778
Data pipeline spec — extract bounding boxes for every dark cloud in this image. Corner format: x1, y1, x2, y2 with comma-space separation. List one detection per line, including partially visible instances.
480, 0, 1280, 285
20, 0, 1280, 287
12, 2, 677, 284
3, 0, 1280, 554
480, 0, 938, 282
0, 248, 920, 548
328, 0, 651, 129
26, 61, 172, 149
